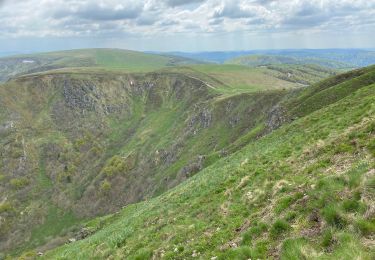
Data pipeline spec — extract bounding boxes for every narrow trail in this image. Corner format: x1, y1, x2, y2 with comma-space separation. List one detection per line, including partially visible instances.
188, 75, 217, 90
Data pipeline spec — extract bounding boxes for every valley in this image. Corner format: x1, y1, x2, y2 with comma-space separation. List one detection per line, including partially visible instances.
0, 49, 374, 259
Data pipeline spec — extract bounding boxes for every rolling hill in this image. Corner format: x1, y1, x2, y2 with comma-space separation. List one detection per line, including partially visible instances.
0, 49, 374, 259
0, 49, 204, 82
225, 54, 351, 69
167, 49, 375, 68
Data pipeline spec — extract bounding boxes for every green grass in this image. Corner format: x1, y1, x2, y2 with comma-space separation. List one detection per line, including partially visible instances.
29, 206, 82, 246
165, 64, 301, 94
226, 54, 353, 69
1, 58, 374, 258
0, 48, 203, 82
38, 71, 375, 259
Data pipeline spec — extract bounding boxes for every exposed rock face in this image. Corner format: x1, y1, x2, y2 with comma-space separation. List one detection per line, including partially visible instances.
188, 106, 212, 133
63, 80, 100, 111
266, 105, 289, 132
179, 155, 206, 177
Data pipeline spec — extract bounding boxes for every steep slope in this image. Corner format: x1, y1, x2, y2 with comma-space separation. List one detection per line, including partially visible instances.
0, 68, 289, 254
35, 66, 375, 259
0, 49, 203, 82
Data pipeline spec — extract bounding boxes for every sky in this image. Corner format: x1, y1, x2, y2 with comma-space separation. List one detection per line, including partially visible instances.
0, 0, 374, 53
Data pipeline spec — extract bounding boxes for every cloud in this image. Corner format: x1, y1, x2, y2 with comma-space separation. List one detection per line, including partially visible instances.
52, 1, 144, 21
213, 2, 257, 18
165, 0, 206, 7
0, 0, 374, 51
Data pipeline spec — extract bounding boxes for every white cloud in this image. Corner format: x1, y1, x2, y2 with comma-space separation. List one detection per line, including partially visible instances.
0, 0, 374, 51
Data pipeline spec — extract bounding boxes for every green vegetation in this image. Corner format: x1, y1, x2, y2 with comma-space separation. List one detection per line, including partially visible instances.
37, 68, 374, 259
0, 48, 203, 82
226, 54, 353, 69
0, 50, 374, 258
10, 177, 29, 189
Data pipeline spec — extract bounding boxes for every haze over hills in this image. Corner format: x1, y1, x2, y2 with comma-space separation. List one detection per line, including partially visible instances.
0, 48, 374, 259
166, 49, 375, 68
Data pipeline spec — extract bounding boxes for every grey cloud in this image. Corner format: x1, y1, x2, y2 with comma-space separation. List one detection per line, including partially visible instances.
209, 18, 224, 25
136, 15, 158, 26
213, 2, 257, 19
53, 2, 143, 21
165, 0, 206, 7
280, 2, 359, 29
0, 0, 374, 50
158, 20, 179, 27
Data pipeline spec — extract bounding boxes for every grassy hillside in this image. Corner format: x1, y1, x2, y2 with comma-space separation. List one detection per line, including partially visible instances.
170, 49, 375, 67
226, 54, 352, 69
163, 64, 336, 94
224, 56, 340, 85
37, 66, 375, 259
0, 66, 294, 255
0, 52, 374, 259
0, 49, 203, 82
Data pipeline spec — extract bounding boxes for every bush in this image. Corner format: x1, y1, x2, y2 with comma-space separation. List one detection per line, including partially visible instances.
0, 202, 13, 213
270, 219, 290, 238
101, 155, 133, 177
100, 180, 111, 195
10, 177, 29, 189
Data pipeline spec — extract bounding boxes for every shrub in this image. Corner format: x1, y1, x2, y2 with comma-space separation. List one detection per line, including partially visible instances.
0, 202, 13, 213
100, 180, 111, 195
101, 155, 133, 177
270, 219, 290, 238
10, 177, 29, 189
